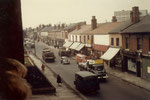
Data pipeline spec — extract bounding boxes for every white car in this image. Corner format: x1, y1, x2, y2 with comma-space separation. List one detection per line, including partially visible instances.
60, 56, 70, 64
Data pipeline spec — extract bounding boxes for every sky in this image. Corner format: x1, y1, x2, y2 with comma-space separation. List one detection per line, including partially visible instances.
21, 0, 150, 28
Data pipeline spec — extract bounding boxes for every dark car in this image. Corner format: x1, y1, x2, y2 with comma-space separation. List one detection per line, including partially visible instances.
58, 49, 71, 57
42, 48, 55, 62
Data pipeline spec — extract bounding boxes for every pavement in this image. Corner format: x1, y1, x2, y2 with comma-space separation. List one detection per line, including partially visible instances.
28, 42, 150, 100
105, 66, 150, 92
39, 42, 150, 92
28, 54, 83, 100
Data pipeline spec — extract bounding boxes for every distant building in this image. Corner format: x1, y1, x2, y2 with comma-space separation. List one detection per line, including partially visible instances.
114, 9, 148, 22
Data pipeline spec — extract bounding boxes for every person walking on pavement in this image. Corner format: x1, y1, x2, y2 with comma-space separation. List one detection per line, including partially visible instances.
57, 74, 62, 86
41, 64, 45, 71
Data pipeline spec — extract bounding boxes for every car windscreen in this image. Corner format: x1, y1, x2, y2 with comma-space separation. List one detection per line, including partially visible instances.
45, 53, 54, 57
92, 64, 104, 71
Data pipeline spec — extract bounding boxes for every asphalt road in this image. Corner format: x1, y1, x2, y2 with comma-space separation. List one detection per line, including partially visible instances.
31, 42, 150, 100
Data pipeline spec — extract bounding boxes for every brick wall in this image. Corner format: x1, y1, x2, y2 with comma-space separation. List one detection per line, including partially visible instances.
143, 35, 149, 54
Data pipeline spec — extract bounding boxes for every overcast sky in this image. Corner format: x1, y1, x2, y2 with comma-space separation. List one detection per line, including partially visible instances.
21, 0, 150, 28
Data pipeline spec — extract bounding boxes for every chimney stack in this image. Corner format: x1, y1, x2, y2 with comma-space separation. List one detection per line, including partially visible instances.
61, 24, 65, 28
130, 6, 140, 24
91, 16, 97, 30
112, 16, 117, 22
58, 24, 60, 29
76, 24, 81, 30
54, 24, 57, 29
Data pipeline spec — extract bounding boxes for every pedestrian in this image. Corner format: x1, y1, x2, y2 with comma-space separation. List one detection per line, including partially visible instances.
57, 74, 62, 86
41, 64, 45, 71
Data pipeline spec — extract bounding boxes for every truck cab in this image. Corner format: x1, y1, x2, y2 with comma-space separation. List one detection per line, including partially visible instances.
88, 59, 108, 81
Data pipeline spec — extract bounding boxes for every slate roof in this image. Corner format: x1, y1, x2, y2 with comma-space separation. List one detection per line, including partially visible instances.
63, 23, 78, 30
82, 22, 122, 35
109, 15, 150, 34
40, 26, 54, 32
109, 20, 132, 34
69, 25, 91, 35
122, 15, 150, 33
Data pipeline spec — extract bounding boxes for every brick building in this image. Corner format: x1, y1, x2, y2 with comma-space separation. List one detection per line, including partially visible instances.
107, 6, 150, 80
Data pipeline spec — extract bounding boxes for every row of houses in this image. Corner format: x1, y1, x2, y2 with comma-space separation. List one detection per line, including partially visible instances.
26, 6, 150, 81
63, 6, 150, 81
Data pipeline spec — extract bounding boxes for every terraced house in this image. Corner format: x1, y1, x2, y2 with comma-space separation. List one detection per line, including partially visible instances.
107, 6, 150, 80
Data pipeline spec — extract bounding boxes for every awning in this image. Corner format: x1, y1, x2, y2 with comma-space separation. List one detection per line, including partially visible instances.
75, 43, 85, 51
100, 47, 120, 60
69, 42, 80, 50
63, 41, 73, 48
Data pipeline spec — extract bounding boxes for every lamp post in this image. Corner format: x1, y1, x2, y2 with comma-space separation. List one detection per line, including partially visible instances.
34, 32, 37, 56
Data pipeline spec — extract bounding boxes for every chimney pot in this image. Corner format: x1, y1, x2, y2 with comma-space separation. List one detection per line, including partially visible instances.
112, 16, 117, 22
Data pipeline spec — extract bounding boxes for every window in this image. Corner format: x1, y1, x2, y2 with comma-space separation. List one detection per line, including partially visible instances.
149, 38, 150, 51
116, 38, 119, 46
80, 36, 81, 42
87, 35, 89, 40
84, 36, 86, 43
137, 38, 142, 50
72, 35, 74, 41
125, 37, 129, 49
76, 36, 77, 41
111, 38, 114, 45
91, 35, 93, 44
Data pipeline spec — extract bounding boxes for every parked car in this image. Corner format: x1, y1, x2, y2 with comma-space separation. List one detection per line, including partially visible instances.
60, 56, 70, 64
42, 48, 55, 62
74, 71, 100, 94
58, 49, 71, 57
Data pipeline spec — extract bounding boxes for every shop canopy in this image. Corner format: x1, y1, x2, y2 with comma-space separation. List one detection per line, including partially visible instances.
75, 43, 85, 51
100, 47, 120, 61
63, 41, 73, 48
69, 42, 80, 50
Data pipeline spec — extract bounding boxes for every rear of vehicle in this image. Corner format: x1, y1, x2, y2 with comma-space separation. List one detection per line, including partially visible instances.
42, 48, 55, 62
61, 57, 70, 64
74, 71, 100, 94
76, 54, 88, 64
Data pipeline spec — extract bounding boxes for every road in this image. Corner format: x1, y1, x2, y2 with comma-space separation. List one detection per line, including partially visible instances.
31, 41, 150, 100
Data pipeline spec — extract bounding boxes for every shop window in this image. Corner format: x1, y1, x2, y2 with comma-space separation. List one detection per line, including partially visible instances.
125, 37, 129, 49
116, 38, 119, 46
111, 38, 114, 45
137, 38, 142, 50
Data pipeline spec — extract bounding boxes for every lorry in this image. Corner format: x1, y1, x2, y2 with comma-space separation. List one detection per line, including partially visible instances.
74, 71, 100, 94
42, 48, 55, 62
78, 59, 108, 81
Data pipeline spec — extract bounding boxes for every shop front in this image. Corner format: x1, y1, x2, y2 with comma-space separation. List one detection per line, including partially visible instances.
123, 51, 141, 77
100, 47, 121, 70
142, 56, 150, 81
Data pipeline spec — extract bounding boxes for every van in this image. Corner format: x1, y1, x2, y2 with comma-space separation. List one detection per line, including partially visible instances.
74, 71, 100, 94
76, 54, 89, 64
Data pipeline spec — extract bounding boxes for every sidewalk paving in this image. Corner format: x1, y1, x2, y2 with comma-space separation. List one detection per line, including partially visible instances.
29, 54, 83, 100
105, 66, 150, 92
